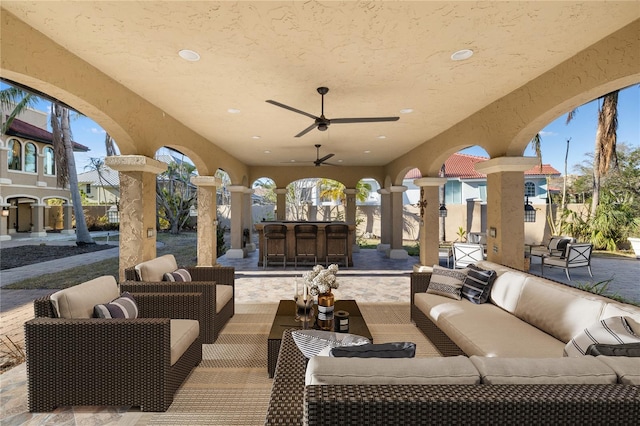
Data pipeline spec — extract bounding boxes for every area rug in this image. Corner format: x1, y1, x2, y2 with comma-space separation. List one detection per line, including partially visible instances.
148, 302, 440, 425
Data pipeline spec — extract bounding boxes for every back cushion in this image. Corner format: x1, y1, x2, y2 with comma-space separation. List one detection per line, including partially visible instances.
514, 277, 606, 342
134, 254, 178, 281
489, 271, 528, 313
50, 275, 120, 318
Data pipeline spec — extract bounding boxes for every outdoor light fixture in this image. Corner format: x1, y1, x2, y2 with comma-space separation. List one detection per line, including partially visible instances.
439, 203, 448, 218
524, 196, 536, 223
1, 207, 8, 217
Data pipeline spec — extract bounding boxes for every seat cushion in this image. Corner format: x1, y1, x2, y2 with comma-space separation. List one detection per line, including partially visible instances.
305, 355, 480, 386
470, 356, 617, 384
216, 285, 233, 313
134, 254, 178, 282
597, 356, 640, 385
50, 275, 120, 318
170, 319, 200, 366
414, 293, 565, 357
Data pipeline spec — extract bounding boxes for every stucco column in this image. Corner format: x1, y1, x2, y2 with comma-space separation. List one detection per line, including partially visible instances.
475, 156, 538, 270
388, 185, 408, 259
244, 187, 256, 252
226, 185, 247, 259
275, 188, 287, 220
0, 203, 10, 241
30, 204, 47, 237
61, 203, 75, 235
377, 188, 391, 252
105, 155, 167, 280
413, 178, 447, 270
344, 188, 359, 253
191, 176, 222, 266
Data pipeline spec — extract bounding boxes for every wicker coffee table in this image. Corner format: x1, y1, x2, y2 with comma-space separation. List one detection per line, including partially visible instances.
267, 299, 373, 378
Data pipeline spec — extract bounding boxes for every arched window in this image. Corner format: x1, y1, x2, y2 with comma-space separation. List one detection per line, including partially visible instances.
7, 139, 21, 171
25, 143, 37, 173
44, 147, 55, 175
524, 181, 536, 197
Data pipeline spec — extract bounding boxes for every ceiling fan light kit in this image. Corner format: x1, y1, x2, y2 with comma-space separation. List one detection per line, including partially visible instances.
266, 87, 400, 137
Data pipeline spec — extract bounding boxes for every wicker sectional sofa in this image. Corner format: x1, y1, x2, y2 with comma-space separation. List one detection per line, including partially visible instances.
265, 261, 640, 425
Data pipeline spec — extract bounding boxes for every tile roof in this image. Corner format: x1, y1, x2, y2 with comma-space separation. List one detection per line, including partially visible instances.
405, 153, 560, 180
5, 117, 90, 152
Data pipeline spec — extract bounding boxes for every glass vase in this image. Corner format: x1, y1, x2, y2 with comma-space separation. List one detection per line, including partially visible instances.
317, 290, 335, 330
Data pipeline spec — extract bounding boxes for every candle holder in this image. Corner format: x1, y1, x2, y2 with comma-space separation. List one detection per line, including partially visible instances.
294, 296, 315, 329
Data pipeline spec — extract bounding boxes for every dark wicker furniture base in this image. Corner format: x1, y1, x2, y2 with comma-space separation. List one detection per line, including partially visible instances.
123, 265, 235, 343
266, 330, 640, 425
26, 292, 203, 412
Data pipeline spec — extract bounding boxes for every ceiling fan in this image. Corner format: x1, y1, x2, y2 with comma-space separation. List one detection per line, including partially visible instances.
285, 144, 337, 166
266, 87, 400, 137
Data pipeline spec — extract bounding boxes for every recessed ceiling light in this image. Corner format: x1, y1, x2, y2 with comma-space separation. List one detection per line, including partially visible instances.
337, 159, 343, 163
377, 135, 387, 139
252, 135, 261, 139
290, 159, 296, 162
227, 108, 241, 114
400, 108, 413, 114
264, 150, 271, 154
178, 49, 200, 62
364, 150, 371, 154
451, 49, 473, 61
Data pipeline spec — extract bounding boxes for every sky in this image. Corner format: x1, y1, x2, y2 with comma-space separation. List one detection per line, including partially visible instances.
3, 83, 638, 176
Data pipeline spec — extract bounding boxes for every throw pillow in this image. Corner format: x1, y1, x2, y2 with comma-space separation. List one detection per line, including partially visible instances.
426, 265, 468, 300
163, 268, 192, 282
291, 330, 370, 358
330, 342, 416, 358
461, 264, 497, 304
94, 292, 139, 319
564, 316, 640, 357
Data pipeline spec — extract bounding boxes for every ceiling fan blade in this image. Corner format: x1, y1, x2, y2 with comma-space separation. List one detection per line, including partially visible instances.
330, 117, 400, 124
295, 123, 319, 138
318, 153, 335, 163
265, 100, 319, 120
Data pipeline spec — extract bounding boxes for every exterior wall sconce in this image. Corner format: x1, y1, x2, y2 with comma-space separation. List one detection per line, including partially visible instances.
415, 188, 428, 226
438, 204, 448, 218
524, 197, 536, 223
1, 207, 8, 217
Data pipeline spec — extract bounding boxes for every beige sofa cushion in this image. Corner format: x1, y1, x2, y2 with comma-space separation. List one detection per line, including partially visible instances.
488, 271, 528, 314
514, 276, 606, 343
50, 276, 120, 318
305, 355, 480, 386
135, 254, 178, 282
216, 285, 233, 313
597, 356, 640, 385
170, 319, 200, 366
470, 356, 617, 384
414, 293, 565, 357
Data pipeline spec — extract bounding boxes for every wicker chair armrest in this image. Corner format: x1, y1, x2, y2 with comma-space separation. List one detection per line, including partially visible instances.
124, 266, 138, 281
304, 384, 640, 425
265, 329, 308, 425
132, 292, 203, 320
410, 272, 432, 305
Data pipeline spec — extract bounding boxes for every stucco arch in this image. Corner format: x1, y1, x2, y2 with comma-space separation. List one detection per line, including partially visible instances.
42, 195, 71, 204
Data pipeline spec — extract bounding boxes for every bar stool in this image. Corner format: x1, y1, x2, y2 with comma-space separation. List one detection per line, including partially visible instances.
294, 224, 318, 268
263, 224, 287, 269
325, 224, 349, 267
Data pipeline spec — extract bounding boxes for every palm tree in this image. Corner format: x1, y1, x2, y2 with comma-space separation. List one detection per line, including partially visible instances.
567, 90, 619, 218
0, 85, 94, 244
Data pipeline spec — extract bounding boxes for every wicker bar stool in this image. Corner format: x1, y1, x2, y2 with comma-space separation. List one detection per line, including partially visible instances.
325, 223, 349, 267
263, 224, 288, 269
294, 224, 318, 268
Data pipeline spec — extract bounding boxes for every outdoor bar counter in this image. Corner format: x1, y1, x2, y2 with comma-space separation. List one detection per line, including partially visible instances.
254, 221, 355, 267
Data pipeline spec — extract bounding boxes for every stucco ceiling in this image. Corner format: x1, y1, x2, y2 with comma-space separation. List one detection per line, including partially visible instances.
2, 1, 638, 168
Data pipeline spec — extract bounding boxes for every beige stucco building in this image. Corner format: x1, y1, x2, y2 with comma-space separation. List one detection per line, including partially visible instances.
1, 3, 637, 276
0, 106, 88, 240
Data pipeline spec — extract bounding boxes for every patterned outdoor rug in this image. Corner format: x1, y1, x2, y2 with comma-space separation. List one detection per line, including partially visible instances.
147, 302, 439, 425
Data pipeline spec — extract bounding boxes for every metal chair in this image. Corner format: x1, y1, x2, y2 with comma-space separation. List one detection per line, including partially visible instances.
452, 242, 485, 268
325, 223, 349, 267
264, 224, 288, 268
294, 224, 318, 268
542, 243, 593, 280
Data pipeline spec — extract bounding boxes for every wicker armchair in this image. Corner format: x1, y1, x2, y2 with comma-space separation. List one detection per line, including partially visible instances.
122, 255, 235, 343
26, 290, 203, 412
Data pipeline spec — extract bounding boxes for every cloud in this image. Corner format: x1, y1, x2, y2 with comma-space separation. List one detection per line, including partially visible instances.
90, 127, 106, 134
539, 130, 557, 137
